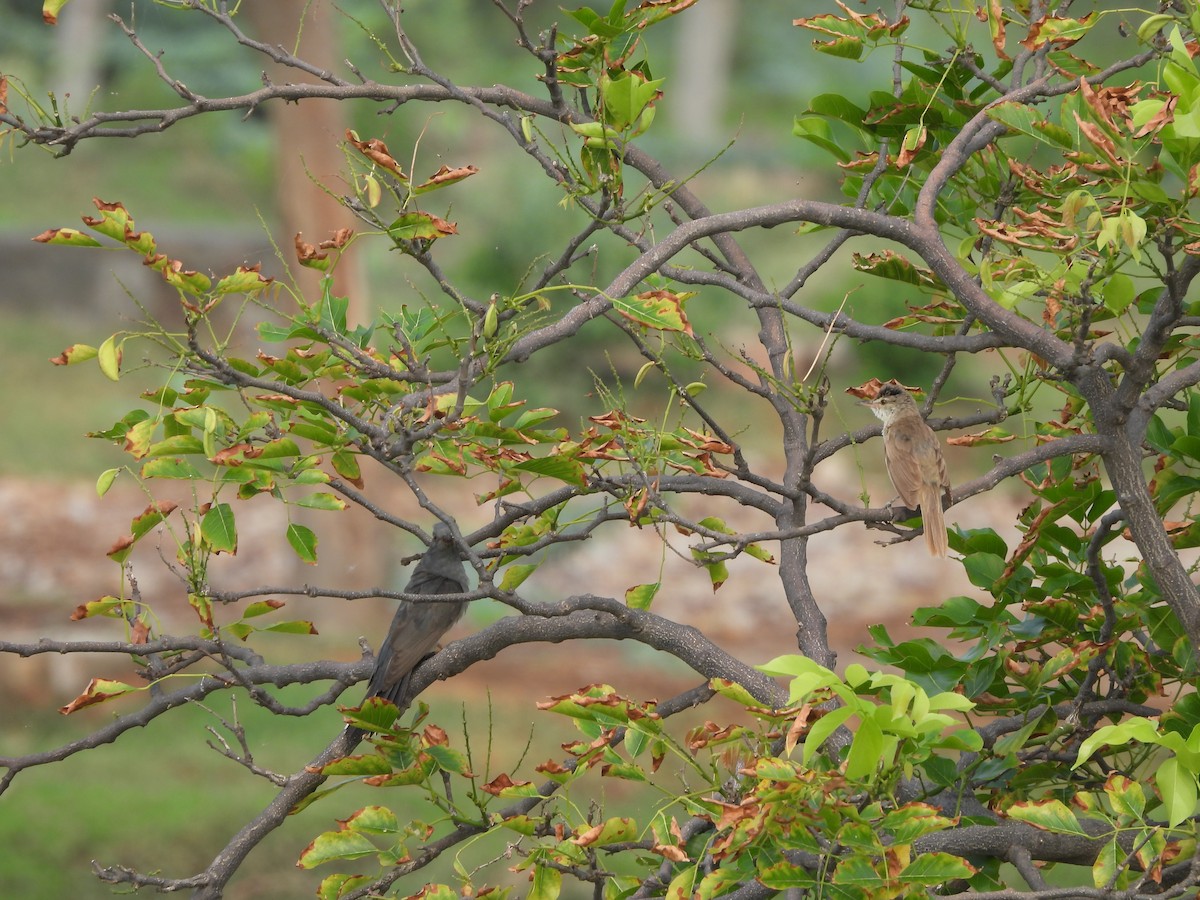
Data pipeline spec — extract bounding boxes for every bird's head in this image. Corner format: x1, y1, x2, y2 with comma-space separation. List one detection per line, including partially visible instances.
861, 383, 919, 424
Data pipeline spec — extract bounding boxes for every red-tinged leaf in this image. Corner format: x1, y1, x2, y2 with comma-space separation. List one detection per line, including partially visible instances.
107, 534, 135, 563
481, 773, 539, 797
213, 265, 274, 295
1006, 798, 1089, 836
122, 418, 155, 459
387, 212, 458, 241
131, 500, 178, 540
613, 290, 695, 335
33, 227, 103, 247
42, 0, 71, 24
316, 874, 373, 900
70, 596, 130, 620
571, 817, 638, 847
261, 620, 318, 636
331, 450, 364, 488
189, 592, 213, 627
1020, 13, 1093, 51
243, 600, 285, 618
317, 754, 393, 777
59, 677, 137, 714
81, 198, 134, 240
49, 343, 99, 366
159, 258, 212, 294
339, 805, 399, 835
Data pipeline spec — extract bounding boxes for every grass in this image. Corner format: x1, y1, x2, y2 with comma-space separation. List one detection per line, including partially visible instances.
2, 654, 738, 898
0, 310, 137, 478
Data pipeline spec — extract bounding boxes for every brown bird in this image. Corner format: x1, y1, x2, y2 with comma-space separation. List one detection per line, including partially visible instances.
861, 385, 951, 557
363, 522, 469, 711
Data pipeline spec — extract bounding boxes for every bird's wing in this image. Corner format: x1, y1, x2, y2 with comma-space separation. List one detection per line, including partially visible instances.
365, 536, 468, 707
883, 423, 927, 509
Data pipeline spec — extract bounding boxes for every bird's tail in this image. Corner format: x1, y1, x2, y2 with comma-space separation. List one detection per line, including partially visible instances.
920, 483, 948, 557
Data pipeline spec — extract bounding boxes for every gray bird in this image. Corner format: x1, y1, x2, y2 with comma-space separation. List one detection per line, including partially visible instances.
363, 522, 469, 712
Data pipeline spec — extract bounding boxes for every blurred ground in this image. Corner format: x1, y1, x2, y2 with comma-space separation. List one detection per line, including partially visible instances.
0, 457, 1022, 714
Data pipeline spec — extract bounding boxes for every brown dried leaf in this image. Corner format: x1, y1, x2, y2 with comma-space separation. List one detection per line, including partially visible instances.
481, 773, 532, 795
345, 130, 406, 177
844, 378, 916, 400
416, 164, 479, 189
58, 677, 136, 715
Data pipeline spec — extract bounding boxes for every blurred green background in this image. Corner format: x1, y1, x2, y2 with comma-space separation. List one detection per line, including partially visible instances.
0, 2, 984, 896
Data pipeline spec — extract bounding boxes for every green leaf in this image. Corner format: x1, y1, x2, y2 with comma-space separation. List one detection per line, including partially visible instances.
1006, 799, 1089, 836
794, 115, 852, 161
317, 753, 394, 776
130, 501, 176, 540
141, 457, 203, 480
425, 744, 473, 776
1105, 773, 1147, 820
962, 552, 1006, 591
513, 407, 559, 430
145, 435, 206, 457
600, 72, 664, 131
97, 334, 122, 381
625, 582, 659, 610
316, 874, 373, 900
499, 563, 537, 591
262, 620, 318, 635
803, 706, 855, 765
343, 805, 399, 835
295, 492, 348, 511
387, 211, 456, 241
201, 503, 238, 554
1076, 717, 1163, 767
1157, 757, 1198, 827
95, 468, 119, 496
510, 455, 587, 486
898, 852, 976, 884
755, 861, 815, 890
287, 523, 318, 564
529, 864, 561, 900
73, 596, 131, 619
986, 101, 1075, 149
844, 715, 885, 781
297, 829, 378, 869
